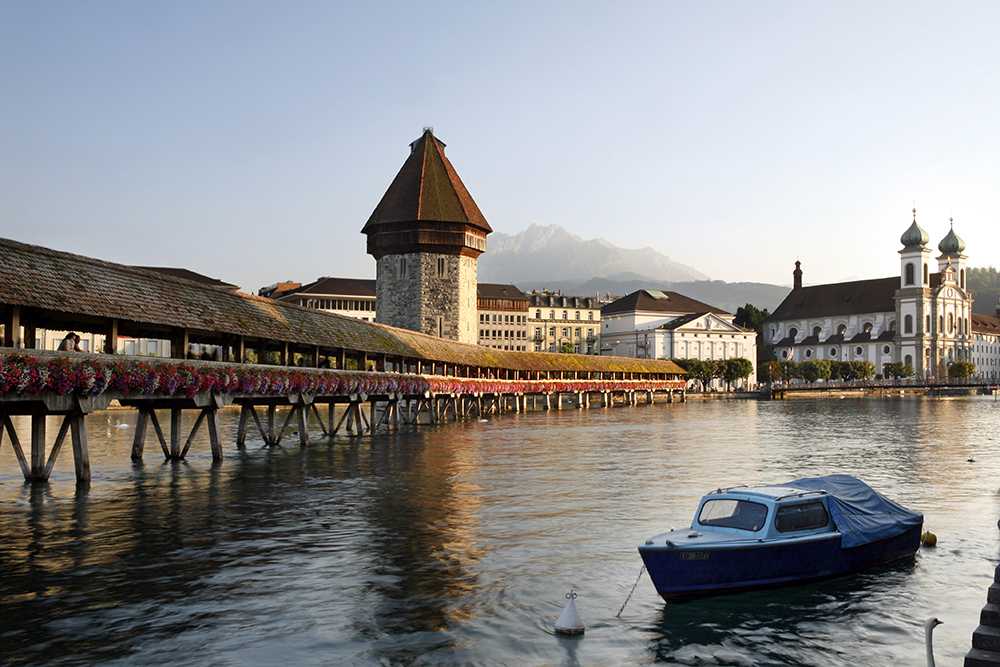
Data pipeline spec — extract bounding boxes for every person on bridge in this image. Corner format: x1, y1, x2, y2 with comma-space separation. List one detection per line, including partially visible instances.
58, 332, 82, 352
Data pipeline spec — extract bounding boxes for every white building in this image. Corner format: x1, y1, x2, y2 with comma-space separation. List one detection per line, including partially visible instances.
767, 211, 997, 379
600, 289, 758, 388
477, 283, 529, 351
527, 292, 602, 354
275, 277, 377, 322
972, 307, 1000, 381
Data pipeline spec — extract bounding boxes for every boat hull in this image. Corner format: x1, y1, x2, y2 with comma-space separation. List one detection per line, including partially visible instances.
638, 524, 922, 601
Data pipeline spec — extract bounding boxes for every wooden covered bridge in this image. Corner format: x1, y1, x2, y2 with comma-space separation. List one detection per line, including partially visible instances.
0, 238, 686, 485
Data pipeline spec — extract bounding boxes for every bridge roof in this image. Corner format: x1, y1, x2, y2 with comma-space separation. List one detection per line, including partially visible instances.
0, 238, 683, 375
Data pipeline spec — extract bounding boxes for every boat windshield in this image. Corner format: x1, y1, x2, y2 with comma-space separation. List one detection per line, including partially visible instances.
698, 499, 768, 531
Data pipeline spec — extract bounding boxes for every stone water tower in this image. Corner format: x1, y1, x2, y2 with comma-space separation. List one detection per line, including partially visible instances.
362, 129, 491, 344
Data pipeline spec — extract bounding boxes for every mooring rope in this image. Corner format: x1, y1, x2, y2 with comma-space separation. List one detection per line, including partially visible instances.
616, 564, 646, 617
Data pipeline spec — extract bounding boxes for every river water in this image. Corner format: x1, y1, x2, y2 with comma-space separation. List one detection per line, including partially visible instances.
1, 397, 999, 666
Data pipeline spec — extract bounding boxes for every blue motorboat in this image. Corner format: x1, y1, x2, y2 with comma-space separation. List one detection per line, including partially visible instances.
638, 474, 923, 601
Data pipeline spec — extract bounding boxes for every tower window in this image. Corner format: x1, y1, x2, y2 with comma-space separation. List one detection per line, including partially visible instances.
905, 263, 915, 286
436, 258, 446, 277
923, 263, 929, 285
904, 315, 913, 334
399, 257, 407, 278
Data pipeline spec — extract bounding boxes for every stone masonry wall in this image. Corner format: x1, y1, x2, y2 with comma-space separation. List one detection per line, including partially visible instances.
376, 252, 478, 345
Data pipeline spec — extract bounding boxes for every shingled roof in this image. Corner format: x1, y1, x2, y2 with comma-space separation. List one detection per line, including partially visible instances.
602, 290, 730, 317
973, 313, 1000, 336
477, 283, 527, 300
769, 277, 899, 321
0, 238, 682, 375
363, 129, 491, 234
280, 277, 376, 299
134, 266, 238, 290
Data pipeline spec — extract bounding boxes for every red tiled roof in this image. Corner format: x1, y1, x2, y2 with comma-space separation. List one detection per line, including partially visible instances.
973, 313, 1000, 335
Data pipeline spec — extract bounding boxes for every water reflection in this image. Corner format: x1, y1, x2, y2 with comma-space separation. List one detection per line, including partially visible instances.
0, 398, 997, 665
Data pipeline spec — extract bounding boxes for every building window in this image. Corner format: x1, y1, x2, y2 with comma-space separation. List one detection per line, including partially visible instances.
437, 257, 446, 277
884, 345, 891, 354
437, 316, 444, 337
855, 346, 863, 356
905, 263, 915, 285
399, 257, 407, 278
863, 322, 873, 333
925, 314, 931, 332
788, 327, 798, 340
830, 348, 838, 356
904, 315, 913, 334
575, 311, 580, 320
805, 349, 812, 358
562, 311, 568, 320
905, 354, 913, 367
588, 312, 594, 320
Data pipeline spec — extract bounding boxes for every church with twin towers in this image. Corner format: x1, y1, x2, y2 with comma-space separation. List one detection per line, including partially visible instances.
767, 210, 1000, 379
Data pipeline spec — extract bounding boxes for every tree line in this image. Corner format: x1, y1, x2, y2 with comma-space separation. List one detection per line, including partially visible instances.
762, 359, 976, 383
671, 357, 754, 391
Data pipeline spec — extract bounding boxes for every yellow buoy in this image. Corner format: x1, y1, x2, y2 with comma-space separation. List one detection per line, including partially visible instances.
921, 531, 937, 547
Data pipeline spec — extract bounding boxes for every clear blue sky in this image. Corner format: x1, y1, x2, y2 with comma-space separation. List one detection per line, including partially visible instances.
2, 1, 998, 291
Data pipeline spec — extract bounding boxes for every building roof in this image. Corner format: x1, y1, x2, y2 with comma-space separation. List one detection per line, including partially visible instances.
259, 281, 302, 298
280, 277, 376, 299
133, 265, 237, 290
0, 237, 684, 376
769, 277, 899, 321
477, 283, 527, 300
601, 290, 730, 317
973, 313, 1000, 335
529, 293, 600, 309
363, 129, 491, 234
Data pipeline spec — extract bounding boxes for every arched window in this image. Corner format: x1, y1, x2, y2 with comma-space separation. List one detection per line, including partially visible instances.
961, 268, 966, 289
805, 349, 813, 358
788, 327, 798, 340
889, 320, 897, 332
905, 263, 915, 285
948, 313, 954, 333
904, 315, 913, 334
855, 346, 864, 356
863, 322, 873, 333
925, 314, 931, 332
812, 326, 822, 337
905, 354, 913, 367
830, 348, 838, 356
883, 345, 891, 354
837, 324, 847, 335
939, 315, 944, 332
923, 263, 929, 285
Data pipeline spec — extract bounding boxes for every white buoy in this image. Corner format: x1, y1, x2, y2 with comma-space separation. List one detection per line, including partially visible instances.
555, 590, 585, 636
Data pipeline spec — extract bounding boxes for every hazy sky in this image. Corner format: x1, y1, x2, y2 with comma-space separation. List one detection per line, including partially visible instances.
3, 1, 998, 292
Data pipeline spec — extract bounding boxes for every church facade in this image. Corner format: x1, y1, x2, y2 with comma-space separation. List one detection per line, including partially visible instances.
767, 210, 999, 380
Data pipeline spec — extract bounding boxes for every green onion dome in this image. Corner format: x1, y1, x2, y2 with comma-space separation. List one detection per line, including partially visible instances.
938, 221, 965, 255
900, 210, 929, 249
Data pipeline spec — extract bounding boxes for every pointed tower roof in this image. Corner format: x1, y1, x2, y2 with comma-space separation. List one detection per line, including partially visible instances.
938, 218, 966, 256
900, 208, 929, 249
363, 129, 491, 234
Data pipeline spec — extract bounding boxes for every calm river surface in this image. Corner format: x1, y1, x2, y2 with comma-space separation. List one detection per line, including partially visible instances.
1, 397, 999, 666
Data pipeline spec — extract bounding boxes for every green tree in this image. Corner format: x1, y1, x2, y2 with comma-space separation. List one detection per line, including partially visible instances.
948, 361, 976, 379
734, 304, 770, 336
723, 358, 754, 390
559, 342, 575, 354
801, 360, 820, 383
763, 360, 782, 384
814, 359, 832, 381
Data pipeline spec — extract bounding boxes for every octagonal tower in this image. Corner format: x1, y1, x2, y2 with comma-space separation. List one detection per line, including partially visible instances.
363, 129, 491, 343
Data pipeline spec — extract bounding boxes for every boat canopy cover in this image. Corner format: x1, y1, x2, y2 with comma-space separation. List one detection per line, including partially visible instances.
782, 474, 923, 549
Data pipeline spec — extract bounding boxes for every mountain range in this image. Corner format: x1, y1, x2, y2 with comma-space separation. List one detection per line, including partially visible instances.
478, 224, 790, 313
